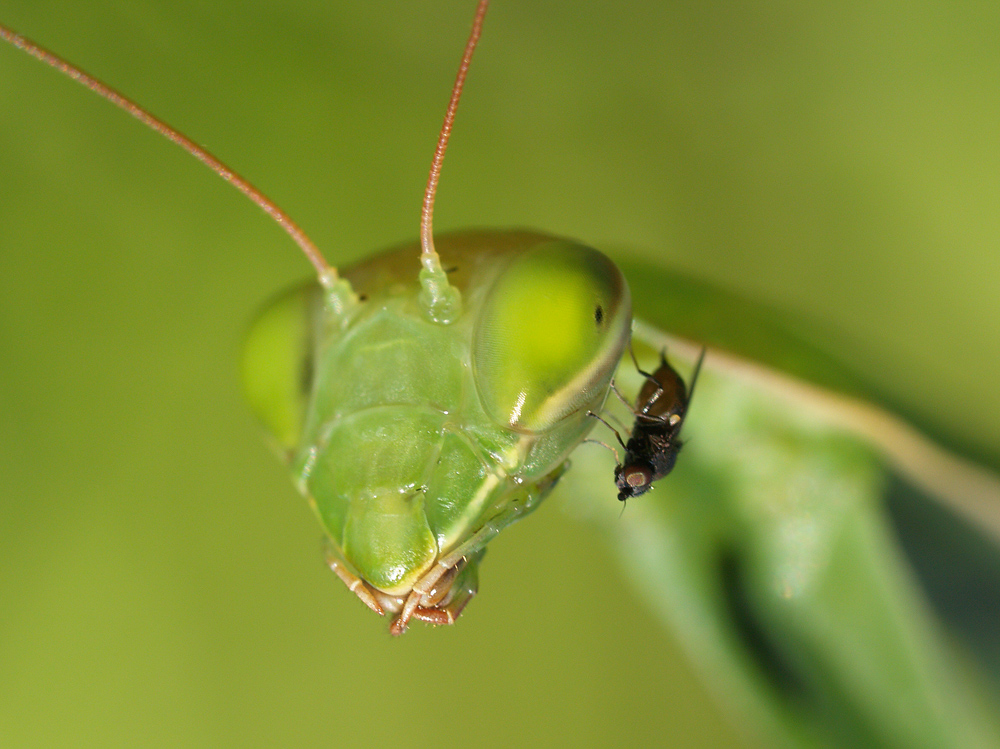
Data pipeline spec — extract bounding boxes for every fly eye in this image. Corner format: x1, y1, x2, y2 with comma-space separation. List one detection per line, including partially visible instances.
624, 464, 652, 489
615, 463, 653, 502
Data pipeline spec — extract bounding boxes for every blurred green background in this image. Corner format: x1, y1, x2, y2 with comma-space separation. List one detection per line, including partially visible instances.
1, 1, 997, 746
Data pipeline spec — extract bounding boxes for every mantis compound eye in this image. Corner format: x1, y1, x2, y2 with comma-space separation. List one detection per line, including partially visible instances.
473, 240, 631, 434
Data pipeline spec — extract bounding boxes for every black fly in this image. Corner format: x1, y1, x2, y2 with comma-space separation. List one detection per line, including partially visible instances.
611, 347, 705, 502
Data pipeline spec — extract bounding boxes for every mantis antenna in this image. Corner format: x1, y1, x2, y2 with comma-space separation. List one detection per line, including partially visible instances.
0, 22, 335, 284
417, 0, 489, 319
2, 2, 489, 311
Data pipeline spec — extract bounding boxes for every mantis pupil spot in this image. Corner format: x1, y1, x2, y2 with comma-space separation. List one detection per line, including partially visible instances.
595, 305, 604, 324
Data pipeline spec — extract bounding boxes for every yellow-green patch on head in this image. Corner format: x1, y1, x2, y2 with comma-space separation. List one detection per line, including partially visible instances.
473, 240, 631, 433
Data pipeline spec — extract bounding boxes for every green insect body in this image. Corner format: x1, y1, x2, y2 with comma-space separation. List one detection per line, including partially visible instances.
1, 1, 633, 634
243, 230, 631, 632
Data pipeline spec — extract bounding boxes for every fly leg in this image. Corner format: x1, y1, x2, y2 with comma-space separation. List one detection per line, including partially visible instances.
586, 410, 627, 452
609, 378, 636, 411
627, 341, 663, 385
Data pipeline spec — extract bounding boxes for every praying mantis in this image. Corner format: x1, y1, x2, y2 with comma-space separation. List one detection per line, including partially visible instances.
3, 2, 999, 747
2, 1, 636, 635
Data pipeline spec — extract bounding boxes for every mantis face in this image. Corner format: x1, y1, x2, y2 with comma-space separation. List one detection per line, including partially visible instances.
1, 1, 639, 635
242, 230, 631, 633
